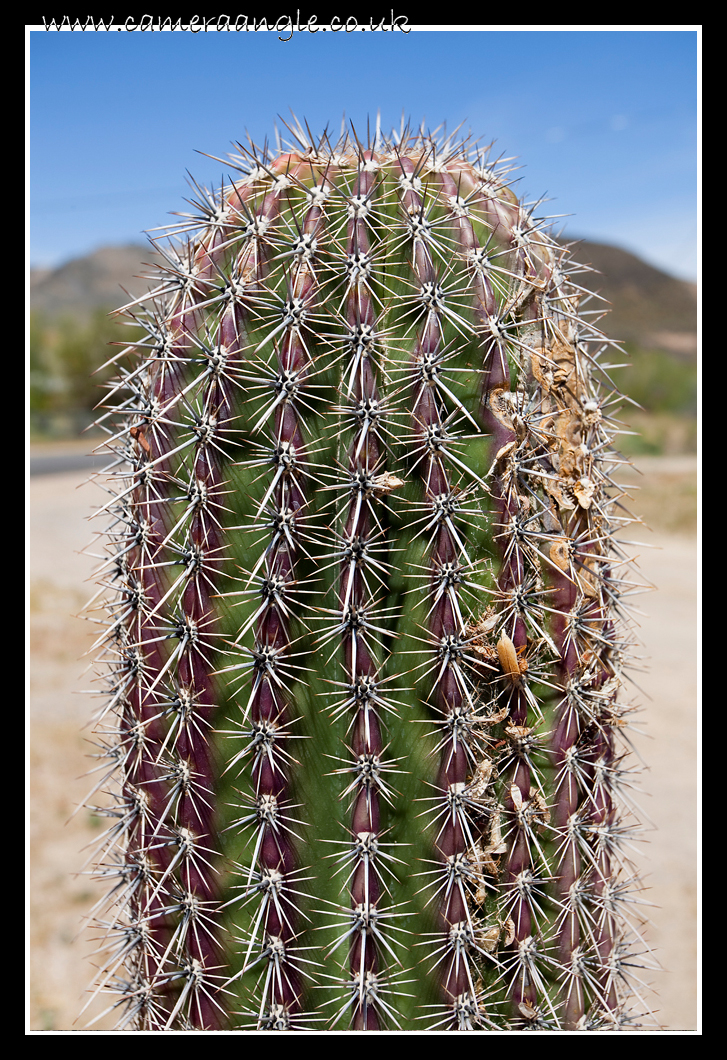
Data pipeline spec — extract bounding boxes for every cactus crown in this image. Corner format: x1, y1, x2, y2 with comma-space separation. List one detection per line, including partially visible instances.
81, 117, 654, 1031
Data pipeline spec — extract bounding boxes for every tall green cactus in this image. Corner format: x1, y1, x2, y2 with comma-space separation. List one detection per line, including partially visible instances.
81, 118, 654, 1031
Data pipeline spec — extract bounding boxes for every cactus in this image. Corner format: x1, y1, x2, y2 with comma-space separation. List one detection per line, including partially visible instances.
80, 117, 655, 1031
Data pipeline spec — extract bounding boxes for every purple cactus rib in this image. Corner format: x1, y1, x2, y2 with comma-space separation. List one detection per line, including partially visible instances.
334, 151, 392, 1030
396, 152, 484, 1017
232, 156, 321, 1026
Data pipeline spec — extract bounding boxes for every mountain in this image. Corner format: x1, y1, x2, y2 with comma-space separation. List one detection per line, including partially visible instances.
30, 244, 165, 321
30, 238, 697, 357
561, 238, 697, 358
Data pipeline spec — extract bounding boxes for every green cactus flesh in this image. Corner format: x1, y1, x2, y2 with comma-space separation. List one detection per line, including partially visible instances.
81, 120, 654, 1031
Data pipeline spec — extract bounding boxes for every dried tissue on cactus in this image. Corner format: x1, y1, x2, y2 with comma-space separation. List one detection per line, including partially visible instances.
80, 116, 657, 1031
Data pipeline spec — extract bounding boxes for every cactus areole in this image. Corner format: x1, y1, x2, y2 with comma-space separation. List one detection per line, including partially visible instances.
82, 119, 654, 1031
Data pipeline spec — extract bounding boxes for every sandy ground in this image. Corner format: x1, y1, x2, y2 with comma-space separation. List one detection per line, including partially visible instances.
28, 448, 699, 1032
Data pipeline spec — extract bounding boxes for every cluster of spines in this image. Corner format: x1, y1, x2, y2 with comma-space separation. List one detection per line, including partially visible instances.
81, 118, 654, 1031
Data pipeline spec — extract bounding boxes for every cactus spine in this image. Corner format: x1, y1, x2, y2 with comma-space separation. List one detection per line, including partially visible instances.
81, 118, 654, 1031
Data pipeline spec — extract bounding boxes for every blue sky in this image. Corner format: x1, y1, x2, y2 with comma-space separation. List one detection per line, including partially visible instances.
28, 25, 699, 280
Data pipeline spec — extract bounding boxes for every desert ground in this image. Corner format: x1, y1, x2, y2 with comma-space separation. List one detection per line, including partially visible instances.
29, 443, 699, 1032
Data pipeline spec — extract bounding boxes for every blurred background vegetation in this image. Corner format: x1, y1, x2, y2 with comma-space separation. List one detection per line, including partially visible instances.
29, 307, 128, 437
29, 238, 697, 455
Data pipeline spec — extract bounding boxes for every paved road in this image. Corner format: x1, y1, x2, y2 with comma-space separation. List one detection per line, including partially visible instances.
30, 451, 109, 476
